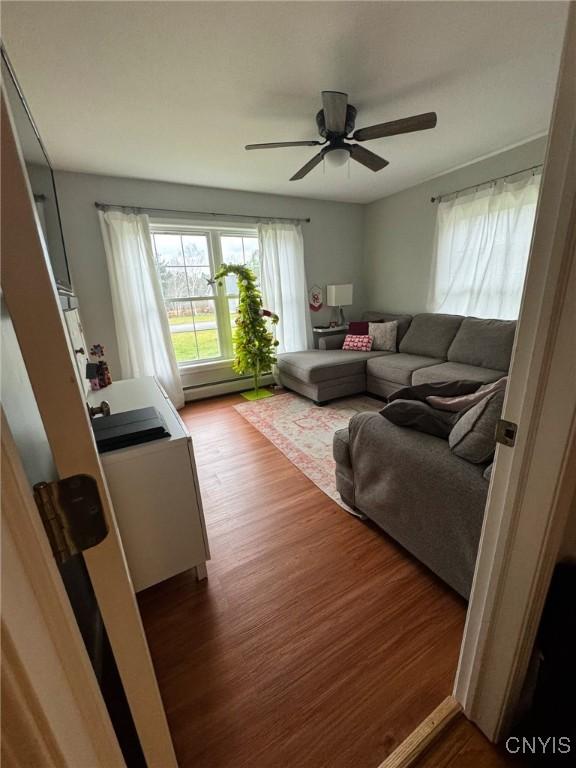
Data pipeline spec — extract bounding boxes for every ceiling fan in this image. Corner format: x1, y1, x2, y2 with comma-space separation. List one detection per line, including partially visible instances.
245, 91, 437, 181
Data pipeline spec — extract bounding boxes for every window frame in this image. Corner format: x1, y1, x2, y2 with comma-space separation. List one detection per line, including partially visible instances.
150, 219, 260, 370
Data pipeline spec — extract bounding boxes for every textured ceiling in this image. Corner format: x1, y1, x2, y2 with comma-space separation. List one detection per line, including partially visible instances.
1, 1, 568, 203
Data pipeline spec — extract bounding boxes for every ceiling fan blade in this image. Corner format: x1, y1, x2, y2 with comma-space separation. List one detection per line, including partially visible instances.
349, 144, 389, 172
290, 151, 325, 181
353, 111, 437, 142
322, 91, 348, 133
245, 140, 322, 150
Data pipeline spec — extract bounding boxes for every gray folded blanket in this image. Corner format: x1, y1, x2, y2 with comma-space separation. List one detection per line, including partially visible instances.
381, 380, 484, 439
387, 380, 483, 404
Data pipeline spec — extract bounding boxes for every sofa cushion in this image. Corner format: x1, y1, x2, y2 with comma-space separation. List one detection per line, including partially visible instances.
278, 350, 391, 384
362, 311, 413, 346
411, 361, 506, 386
366, 353, 442, 386
448, 317, 516, 371
348, 321, 369, 335
399, 313, 463, 358
369, 321, 397, 351
342, 334, 373, 351
449, 389, 505, 463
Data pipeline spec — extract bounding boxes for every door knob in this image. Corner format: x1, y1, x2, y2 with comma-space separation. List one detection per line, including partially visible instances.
87, 401, 111, 419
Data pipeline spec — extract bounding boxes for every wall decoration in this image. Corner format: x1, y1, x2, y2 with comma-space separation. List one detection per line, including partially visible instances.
309, 284, 323, 312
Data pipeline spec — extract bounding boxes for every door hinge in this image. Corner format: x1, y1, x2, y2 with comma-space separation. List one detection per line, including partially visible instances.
33, 475, 108, 565
495, 419, 518, 447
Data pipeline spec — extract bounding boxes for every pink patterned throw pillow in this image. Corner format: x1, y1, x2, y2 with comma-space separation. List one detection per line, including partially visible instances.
342, 334, 373, 351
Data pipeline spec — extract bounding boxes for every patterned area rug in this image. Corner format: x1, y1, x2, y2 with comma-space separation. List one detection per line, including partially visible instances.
234, 392, 382, 510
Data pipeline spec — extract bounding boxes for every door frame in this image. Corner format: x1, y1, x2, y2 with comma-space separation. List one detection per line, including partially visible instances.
1, 411, 126, 768
1, 91, 177, 767
454, 4, 576, 741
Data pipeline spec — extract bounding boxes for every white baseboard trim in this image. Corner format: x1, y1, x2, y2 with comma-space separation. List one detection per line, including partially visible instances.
183, 374, 274, 402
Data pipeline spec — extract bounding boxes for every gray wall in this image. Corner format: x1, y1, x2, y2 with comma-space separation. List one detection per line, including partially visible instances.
55, 171, 366, 378
55, 137, 547, 380
363, 137, 548, 315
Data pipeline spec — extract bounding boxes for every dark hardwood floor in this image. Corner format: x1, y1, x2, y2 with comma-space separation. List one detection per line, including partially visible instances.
138, 393, 466, 768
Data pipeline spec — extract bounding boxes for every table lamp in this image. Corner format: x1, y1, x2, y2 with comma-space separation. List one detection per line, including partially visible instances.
326, 284, 353, 327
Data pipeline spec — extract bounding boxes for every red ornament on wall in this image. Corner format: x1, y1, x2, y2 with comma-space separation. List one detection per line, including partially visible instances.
309, 285, 323, 312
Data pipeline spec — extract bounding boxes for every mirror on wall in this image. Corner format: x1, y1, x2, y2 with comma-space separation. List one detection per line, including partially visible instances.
1, 46, 74, 302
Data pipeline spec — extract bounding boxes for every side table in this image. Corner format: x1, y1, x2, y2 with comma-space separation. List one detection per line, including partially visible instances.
312, 325, 348, 349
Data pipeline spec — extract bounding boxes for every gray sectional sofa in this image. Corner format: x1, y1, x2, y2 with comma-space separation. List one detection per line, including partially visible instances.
277, 311, 516, 403
334, 418, 489, 598
278, 310, 516, 598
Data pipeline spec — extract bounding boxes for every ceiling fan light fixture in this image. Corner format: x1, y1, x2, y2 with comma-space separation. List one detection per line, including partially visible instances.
325, 148, 350, 167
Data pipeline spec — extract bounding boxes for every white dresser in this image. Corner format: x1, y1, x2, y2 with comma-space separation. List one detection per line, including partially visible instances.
88, 377, 210, 592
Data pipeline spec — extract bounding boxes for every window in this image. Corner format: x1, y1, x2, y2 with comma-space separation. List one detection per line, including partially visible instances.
428, 173, 541, 320
151, 224, 260, 366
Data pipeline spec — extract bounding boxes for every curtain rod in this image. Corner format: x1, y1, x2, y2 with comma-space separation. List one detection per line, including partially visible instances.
94, 201, 310, 224
430, 163, 543, 203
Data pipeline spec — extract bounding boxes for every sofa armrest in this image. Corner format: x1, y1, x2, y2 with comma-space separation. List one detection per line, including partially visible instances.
319, 333, 346, 350
348, 412, 487, 491
333, 428, 351, 468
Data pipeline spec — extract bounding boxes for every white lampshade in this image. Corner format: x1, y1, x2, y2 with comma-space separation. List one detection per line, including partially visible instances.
326, 284, 353, 307
325, 148, 350, 167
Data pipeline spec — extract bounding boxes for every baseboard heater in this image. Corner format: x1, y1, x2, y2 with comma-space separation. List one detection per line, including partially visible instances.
183, 373, 273, 392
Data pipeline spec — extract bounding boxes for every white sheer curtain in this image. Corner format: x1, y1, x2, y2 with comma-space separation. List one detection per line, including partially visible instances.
258, 221, 309, 352
99, 210, 184, 409
428, 172, 541, 319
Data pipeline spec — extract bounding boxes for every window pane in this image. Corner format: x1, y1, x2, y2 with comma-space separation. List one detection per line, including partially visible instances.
243, 237, 260, 276
166, 300, 198, 363
220, 236, 244, 265
220, 234, 260, 294
228, 297, 239, 337
193, 299, 216, 328
193, 300, 220, 360
154, 234, 184, 266
152, 231, 223, 365
165, 300, 194, 326
195, 329, 220, 360
224, 274, 238, 294
170, 331, 199, 363
187, 266, 214, 297
166, 299, 220, 364
161, 266, 188, 299
182, 235, 209, 266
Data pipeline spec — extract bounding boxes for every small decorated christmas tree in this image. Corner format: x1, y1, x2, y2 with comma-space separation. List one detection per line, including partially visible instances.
212, 263, 279, 399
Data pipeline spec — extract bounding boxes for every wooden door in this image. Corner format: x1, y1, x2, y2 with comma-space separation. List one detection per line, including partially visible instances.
1, 411, 126, 768
455, 4, 576, 741
1, 90, 177, 768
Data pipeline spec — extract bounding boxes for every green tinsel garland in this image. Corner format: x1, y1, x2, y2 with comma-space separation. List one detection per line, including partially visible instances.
212, 263, 279, 392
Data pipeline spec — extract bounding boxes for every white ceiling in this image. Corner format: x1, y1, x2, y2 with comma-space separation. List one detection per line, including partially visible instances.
1, 1, 568, 204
